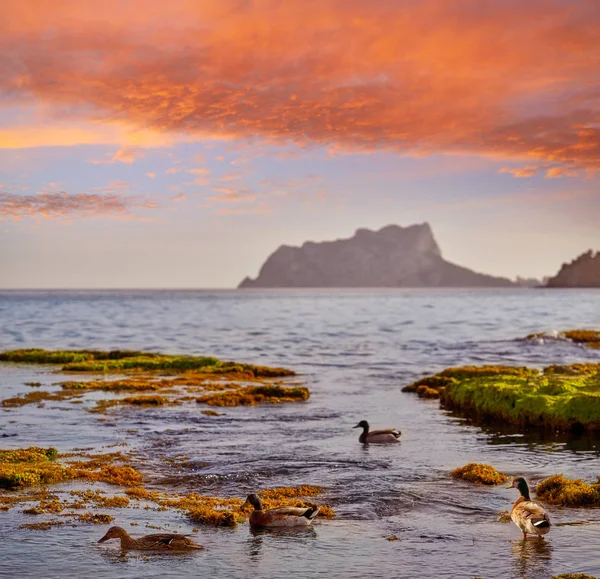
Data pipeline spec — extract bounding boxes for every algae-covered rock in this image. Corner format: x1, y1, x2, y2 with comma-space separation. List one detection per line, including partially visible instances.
0, 348, 294, 377
196, 384, 310, 407
552, 574, 598, 579
536, 475, 600, 507
403, 363, 600, 432
0, 447, 142, 490
526, 329, 600, 350
451, 463, 508, 485
126, 484, 334, 528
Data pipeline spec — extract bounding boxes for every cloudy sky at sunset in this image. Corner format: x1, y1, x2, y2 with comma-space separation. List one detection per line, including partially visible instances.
1, 0, 599, 288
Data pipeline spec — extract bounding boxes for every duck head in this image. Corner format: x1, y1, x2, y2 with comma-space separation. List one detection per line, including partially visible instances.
508, 476, 531, 500
241, 493, 263, 511
98, 526, 128, 543
353, 420, 369, 432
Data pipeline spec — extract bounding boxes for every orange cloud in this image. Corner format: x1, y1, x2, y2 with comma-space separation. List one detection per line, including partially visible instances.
1, 0, 599, 173
545, 166, 579, 179
0, 191, 157, 221
499, 166, 538, 178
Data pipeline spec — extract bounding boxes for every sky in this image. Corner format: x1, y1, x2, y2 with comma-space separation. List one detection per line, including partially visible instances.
1, 0, 599, 288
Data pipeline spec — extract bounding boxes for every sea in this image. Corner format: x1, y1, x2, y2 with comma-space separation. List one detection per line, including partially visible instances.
0, 288, 599, 579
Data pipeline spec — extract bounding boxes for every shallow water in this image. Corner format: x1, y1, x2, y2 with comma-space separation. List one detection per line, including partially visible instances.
1, 288, 600, 579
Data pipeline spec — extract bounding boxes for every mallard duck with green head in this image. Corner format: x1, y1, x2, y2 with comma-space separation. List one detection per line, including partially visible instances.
354, 420, 401, 443
508, 477, 551, 539
242, 493, 320, 527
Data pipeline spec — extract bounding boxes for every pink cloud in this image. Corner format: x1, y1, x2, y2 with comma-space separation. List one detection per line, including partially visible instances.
112, 146, 145, 164
0, 191, 157, 221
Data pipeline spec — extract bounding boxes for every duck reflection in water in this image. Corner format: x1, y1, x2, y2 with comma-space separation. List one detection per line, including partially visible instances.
246, 526, 317, 563
510, 537, 553, 579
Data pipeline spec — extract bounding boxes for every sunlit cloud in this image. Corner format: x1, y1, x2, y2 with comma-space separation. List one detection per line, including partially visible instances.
146, 172, 156, 178
207, 186, 257, 204
545, 166, 580, 179
89, 146, 146, 165
218, 173, 243, 181
0, 190, 157, 221
0, 0, 598, 173
500, 166, 538, 178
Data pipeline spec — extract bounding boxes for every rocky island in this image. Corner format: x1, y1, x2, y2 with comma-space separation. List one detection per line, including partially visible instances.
546, 250, 600, 288
239, 223, 515, 288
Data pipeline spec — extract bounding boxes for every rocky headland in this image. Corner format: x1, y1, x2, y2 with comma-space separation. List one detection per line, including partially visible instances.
239, 223, 516, 288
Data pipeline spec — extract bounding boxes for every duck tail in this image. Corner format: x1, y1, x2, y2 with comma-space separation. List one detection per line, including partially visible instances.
531, 517, 550, 529
302, 506, 320, 520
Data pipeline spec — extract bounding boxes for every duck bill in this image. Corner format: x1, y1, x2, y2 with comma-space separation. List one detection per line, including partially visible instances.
353, 424, 360, 429
506, 480, 515, 489
97, 533, 110, 543
240, 500, 251, 510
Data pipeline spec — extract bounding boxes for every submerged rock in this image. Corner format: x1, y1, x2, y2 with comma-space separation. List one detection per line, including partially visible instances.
525, 329, 600, 350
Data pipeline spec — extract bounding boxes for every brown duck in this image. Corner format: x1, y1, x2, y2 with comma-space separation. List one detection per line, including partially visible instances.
242, 493, 320, 527
98, 526, 204, 550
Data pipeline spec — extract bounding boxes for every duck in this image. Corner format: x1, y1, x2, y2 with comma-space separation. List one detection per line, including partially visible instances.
98, 526, 204, 550
508, 477, 551, 539
241, 493, 320, 527
353, 420, 401, 443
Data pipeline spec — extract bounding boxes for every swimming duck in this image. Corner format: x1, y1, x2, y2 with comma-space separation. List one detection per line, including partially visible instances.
354, 420, 401, 444
241, 493, 320, 527
98, 526, 204, 550
508, 477, 551, 539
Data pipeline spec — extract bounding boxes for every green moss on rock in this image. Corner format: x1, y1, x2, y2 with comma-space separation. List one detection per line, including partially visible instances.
403, 363, 600, 432
0, 348, 295, 377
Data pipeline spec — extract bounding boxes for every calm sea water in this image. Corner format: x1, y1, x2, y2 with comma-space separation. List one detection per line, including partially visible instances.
1, 288, 600, 579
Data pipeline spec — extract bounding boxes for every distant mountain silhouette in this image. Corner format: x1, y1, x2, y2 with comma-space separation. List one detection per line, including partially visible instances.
238, 223, 515, 288
546, 250, 600, 288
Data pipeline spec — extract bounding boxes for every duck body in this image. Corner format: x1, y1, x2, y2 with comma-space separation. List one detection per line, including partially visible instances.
98, 526, 204, 551
354, 420, 401, 444
242, 493, 320, 528
508, 478, 551, 539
